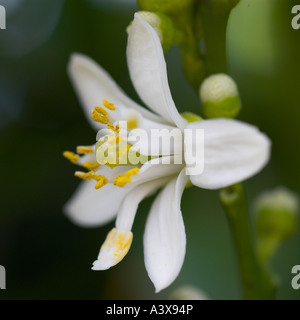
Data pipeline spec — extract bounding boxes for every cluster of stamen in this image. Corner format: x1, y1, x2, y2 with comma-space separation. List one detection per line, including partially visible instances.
64, 100, 140, 190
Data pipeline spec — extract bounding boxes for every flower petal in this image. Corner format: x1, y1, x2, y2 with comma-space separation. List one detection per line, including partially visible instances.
116, 177, 170, 231
68, 53, 165, 130
127, 13, 187, 129
131, 156, 184, 187
185, 119, 271, 189
63, 180, 132, 227
143, 169, 188, 292
128, 126, 182, 157
92, 178, 170, 271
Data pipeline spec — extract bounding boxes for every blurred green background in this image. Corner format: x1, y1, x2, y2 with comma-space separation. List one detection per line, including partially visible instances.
0, 0, 300, 299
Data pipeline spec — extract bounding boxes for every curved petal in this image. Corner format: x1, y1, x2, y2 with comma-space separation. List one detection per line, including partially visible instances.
127, 13, 187, 129
92, 178, 170, 271
63, 180, 132, 227
143, 169, 188, 292
130, 156, 184, 187
68, 53, 165, 130
128, 126, 182, 157
185, 119, 271, 189
116, 177, 170, 231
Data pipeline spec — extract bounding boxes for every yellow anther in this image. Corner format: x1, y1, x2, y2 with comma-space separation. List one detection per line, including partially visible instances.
83, 162, 100, 170
125, 167, 140, 177
95, 176, 108, 190
91, 109, 109, 124
103, 99, 116, 111
127, 116, 138, 130
75, 170, 107, 182
63, 151, 79, 164
76, 146, 94, 155
113, 168, 139, 187
107, 123, 120, 133
75, 171, 94, 180
95, 107, 108, 116
113, 175, 131, 187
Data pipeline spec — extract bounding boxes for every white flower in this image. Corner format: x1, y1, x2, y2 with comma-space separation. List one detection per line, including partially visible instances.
63, 13, 271, 292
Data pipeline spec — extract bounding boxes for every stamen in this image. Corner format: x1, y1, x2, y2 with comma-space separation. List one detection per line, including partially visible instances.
76, 146, 94, 155
113, 168, 140, 187
95, 107, 108, 116
83, 162, 100, 170
103, 99, 116, 111
75, 171, 108, 184
74, 171, 95, 180
125, 167, 140, 177
91, 109, 109, 124
113, 175, 131, 187
107, 123, 120, 133
63, 151, 79, 164
95, 176, 108, 190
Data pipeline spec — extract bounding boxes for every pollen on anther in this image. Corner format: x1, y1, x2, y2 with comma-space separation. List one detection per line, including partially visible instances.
113, 168, 139, 187
95, 176, 108, 190
107, 123, 120, 133
103, 99, 116, 111
125, 167, 140, 177
83, 162, 100, 170
76, 146, 94, 155
95, 107, 108, 116
113, 175, 131, 187
63, 151, 79, 164
91, 109, 109, 124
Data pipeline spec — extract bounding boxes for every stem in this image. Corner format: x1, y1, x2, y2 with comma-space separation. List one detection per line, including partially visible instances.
199, 0, 240, 75
220, 184, 277, 300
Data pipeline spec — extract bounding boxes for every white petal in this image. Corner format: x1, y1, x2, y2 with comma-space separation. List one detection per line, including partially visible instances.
63, 180, 132, 227
92, 228, 133, 270
185, 119, 271, 189
116, 177, 170, 231
143, 169, 188, 292
127, 13, 187, 129
131, 156, 184, 186
68, 53, 164, 130
92, 178, 170, 271
128, 126, 183, 157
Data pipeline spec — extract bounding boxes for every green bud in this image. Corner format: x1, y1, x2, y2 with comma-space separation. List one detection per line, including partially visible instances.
255, 187, 298, 240
254, 187, 298, 263
127, 11, 177, 52
181, 112, 203, 123
169, 285, 209, 300
199, 73, 241, 119
138, 0, 194, 15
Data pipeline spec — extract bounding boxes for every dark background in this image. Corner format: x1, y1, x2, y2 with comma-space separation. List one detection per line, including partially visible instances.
0, 0, 299, 299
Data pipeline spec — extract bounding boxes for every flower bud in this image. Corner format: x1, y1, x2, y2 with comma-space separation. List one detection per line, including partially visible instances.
169, 285, 209, 300
199, 73, 241, 119
254, 187, 298, 262
181, 112, 203, 123
137, 0, 194, 14
255, 187, 298, 240
127, 11, 176, 52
